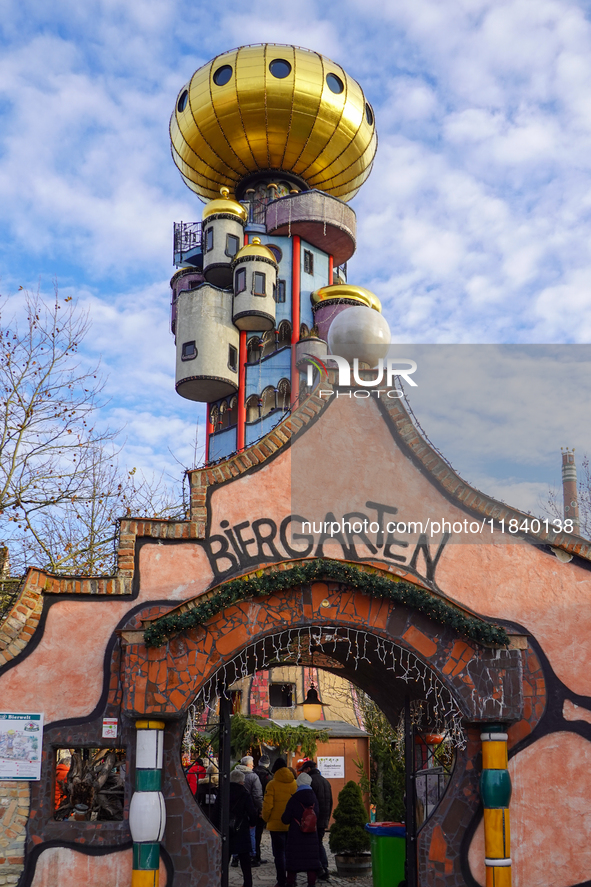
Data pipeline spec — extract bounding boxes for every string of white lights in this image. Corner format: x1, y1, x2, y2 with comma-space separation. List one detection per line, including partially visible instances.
185, 626, 467, 749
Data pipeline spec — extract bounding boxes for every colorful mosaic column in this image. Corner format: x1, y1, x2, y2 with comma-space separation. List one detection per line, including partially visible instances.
130, 719, 166, 887
480, 724, 511, 887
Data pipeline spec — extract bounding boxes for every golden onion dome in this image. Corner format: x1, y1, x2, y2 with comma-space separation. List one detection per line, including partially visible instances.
311, 284, 382, 313
232, 237, 278, 265
171, 43, 377, 203
202, 186, 248, 223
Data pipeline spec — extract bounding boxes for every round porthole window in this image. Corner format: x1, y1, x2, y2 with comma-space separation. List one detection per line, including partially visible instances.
326, 73, 344, 94
213, 65, 233, 86
177, 90, 188, 113
267, 244, 283, 263
365, 102, 374, 126
269, 58, 292, 79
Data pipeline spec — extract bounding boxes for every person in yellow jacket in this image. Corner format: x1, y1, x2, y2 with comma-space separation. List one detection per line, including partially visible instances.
261, 758, 297, 887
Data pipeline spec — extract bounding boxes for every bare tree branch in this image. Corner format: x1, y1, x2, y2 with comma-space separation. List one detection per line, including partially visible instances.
0, 287, 185, 575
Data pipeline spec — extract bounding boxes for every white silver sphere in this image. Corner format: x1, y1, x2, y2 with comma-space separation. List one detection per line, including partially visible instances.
327, 306, 391, 367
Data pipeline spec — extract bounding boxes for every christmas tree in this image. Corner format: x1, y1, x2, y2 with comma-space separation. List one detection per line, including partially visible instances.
328, 781, 370, 855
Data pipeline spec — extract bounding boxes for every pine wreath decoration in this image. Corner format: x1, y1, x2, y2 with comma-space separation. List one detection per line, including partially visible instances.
143, 559, 509, 648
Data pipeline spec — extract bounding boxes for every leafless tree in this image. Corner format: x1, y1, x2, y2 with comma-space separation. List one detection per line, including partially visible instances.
0, 288, 184, 575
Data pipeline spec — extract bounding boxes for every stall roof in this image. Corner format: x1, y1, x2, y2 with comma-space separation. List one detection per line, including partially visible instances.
270, 719, 368, 737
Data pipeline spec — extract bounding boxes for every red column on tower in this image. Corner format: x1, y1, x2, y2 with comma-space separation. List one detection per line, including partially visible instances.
236, 233, 249, 451
291, 235, 301, 406
237, 331, 247, 451
205, 407, 213, 462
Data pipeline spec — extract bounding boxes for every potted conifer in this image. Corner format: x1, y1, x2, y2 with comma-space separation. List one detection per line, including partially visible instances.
328, 780, 372, 876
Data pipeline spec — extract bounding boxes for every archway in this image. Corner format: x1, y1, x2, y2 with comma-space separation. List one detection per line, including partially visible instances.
182, 624, 467, 886
121, 564, 522, 886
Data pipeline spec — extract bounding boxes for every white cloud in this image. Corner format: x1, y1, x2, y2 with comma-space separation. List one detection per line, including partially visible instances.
2, 0, 591, 496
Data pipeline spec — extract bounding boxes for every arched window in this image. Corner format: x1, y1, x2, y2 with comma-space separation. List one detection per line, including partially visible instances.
300, 323, 310, 339
209, 405, 219, 431
246, 395, 260, 424
261, 330, 276, 359
261, 386, 276, 417
278, 378, 291, 410
228, 397, 238, 427
278, 321, 292, 348
219, 401, 229, 430
247, 337, 262, 364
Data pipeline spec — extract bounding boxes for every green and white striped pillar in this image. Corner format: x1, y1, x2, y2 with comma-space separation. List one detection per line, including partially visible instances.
130, 719, 166, 887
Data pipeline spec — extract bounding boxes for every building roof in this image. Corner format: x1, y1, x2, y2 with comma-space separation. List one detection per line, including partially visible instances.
271, 719, 368, 737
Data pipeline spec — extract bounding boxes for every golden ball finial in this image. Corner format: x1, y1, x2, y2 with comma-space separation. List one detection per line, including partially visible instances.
202, 187, 248, 223
171, 43, 377, 203
233, 237, 278, 265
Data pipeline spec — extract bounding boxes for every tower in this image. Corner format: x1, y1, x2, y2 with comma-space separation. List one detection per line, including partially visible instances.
561, 448, 580, 533
169, 43, 389, 461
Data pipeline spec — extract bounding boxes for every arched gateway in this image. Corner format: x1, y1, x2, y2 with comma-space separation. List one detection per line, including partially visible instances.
4, 385, 588, 887
119, 563, 520, 885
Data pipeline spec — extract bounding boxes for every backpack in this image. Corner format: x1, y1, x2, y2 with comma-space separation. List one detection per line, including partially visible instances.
297, 802, 317, 834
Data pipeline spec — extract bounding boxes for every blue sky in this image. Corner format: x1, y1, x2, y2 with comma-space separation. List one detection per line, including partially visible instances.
2, 0, 591, 513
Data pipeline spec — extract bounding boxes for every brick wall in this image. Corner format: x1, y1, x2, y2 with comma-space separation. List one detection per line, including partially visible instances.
0, 782, 29, 886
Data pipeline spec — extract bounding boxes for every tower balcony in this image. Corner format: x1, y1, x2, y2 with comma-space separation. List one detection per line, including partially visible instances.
265, 190, 357, 265
173, 221, 203, 268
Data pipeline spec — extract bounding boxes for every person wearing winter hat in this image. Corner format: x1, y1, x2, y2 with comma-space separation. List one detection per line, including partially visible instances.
299, 760, 333, 880
281, 772, 321, 887
261, 758, 297, 887
253, 754, 273, 864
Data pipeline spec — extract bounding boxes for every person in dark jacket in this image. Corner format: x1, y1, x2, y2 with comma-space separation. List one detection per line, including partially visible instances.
253, 754, 273, 864
212, 770, 257, 887
232, 756, 263, 866
300, 760, 333, 880
196, 763, 218, 818
281, 773, 321, 887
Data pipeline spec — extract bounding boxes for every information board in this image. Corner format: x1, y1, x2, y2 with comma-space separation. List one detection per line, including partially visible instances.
102, 718, 118, 739
317, 755, 345, 779
0, 712, 44, 780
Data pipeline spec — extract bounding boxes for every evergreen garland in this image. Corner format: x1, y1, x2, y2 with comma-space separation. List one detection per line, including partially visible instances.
228, 714, 330, 759
143, 559, 509, 649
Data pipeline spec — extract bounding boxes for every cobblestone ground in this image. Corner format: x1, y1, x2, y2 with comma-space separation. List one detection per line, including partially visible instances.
228, 832, 374, 887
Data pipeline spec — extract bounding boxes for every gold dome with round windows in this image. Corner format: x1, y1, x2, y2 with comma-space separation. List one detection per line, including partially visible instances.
170, 43, 377, 202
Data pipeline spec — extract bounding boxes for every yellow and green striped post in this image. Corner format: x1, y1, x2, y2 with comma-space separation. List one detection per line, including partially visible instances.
480, 724, 511, 887
130, 719, 166, 887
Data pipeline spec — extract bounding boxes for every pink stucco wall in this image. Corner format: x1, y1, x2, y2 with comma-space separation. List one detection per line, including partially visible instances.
2, 393, 589, 887
469, 731, 591, 886
209, 396, 591, 698
30, 847, 167, 886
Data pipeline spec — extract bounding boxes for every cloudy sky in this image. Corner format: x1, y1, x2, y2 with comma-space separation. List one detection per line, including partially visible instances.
1, 0, 591, 514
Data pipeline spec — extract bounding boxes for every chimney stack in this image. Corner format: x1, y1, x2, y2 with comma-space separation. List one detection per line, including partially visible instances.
561, 448, 580, 533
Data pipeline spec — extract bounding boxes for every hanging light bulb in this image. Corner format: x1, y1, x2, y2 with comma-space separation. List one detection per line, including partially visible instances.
300, 684, 326, 723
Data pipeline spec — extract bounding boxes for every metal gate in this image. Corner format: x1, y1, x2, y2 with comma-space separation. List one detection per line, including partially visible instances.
403, 696, 456, 887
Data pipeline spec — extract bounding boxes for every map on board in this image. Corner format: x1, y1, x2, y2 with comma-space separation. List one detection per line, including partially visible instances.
0, 712, 44, 780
